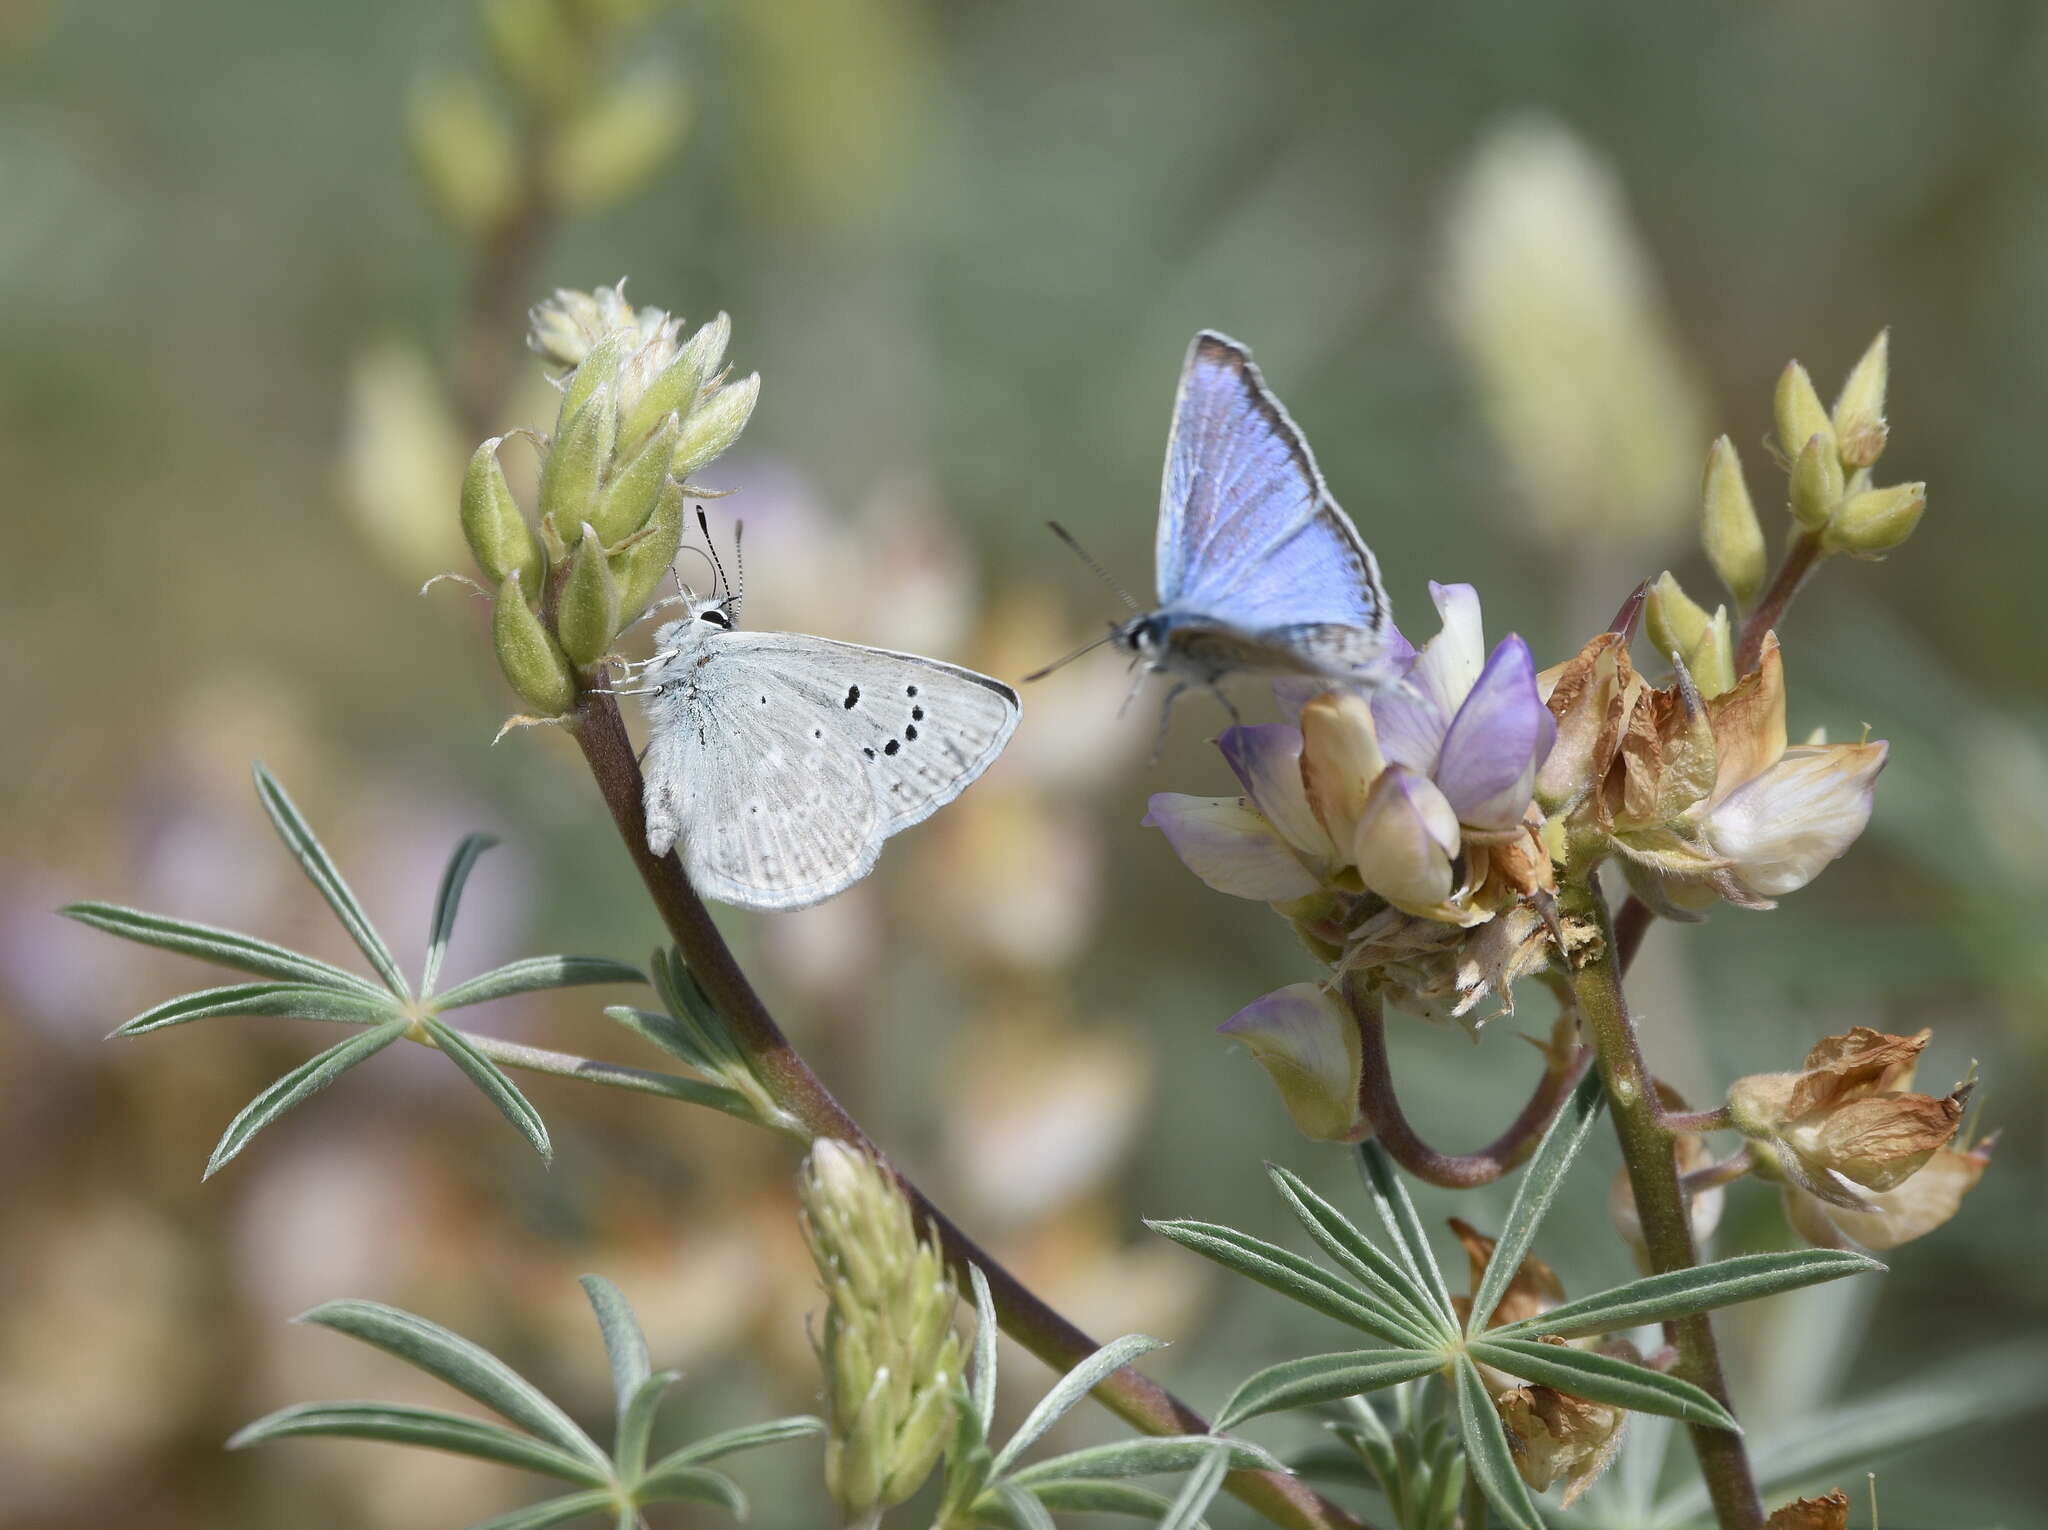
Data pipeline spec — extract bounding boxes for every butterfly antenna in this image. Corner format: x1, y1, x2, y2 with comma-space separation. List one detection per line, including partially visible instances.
730, 519, 746, 623
1020, 625, 1121, 684
696, 507, 732, 605
1046, 521, 1140, 613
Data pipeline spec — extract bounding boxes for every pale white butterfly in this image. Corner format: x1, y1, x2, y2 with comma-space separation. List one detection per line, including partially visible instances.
622, 527, 1020, 911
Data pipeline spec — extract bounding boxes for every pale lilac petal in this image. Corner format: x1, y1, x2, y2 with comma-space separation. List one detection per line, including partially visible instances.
1434, 634, 1552, 831
1706, 741, 1886, 898
1143, 793, 1321, 901
1372, 584, 1484, 773
1218, 982, 1364, 1141
1351, 766, 1460, 913
1218, 725, 1335, 860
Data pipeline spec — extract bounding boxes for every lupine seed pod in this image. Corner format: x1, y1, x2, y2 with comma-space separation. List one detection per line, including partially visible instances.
1832, 329, 1890, 470
613, 479, 686, 621
557, 523, 622, 668
588, 410, 680, 545
491, 573, 576, 715
673, 372, 760, 482
460, 438, 542, 599
1774, 360, 1835, 466
1824, 482, 1926, 558
1700, 435, 1766, 608
1788, 432, 1844, 531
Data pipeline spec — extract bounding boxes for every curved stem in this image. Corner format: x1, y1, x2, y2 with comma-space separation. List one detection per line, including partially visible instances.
1563, 874, 1761, 1530
1347, 976, 1591, 1188
1736, 529, 1824, 674
571, 688, 1364, 1530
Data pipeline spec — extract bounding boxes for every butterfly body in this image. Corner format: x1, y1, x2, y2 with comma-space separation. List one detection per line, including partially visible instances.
1118, 330, 1394, 706
637, 597, 1019, 911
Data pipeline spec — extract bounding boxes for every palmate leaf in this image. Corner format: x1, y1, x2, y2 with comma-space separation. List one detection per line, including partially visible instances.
1144, 1219, 1430, 1348
989, 1333, 1167, 1476
112, 981, 401, 1037
643, 1415, 824, 1475
61, 902, 387, 995
1215, 1350, 1447, 1429
1453, 1355, 1544, 1530
1266, 1165, 1452, 1341
1489, 1248, 1882, 1342
252, 762, 412, 998
1467, 1338, 1737, 1431
1354, 1143, 1459, 1324
1466, 1068, 1605, 1334
205, 1018, 410, 1178
435, 954, 647, 1010
226, 1402, 610, 1485
426, 1017, 552, 1161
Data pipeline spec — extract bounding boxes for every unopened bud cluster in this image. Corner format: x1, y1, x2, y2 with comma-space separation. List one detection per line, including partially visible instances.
462, 283, 759, 715
799, 1140, 961, 1521
1765, 332, 1925, 562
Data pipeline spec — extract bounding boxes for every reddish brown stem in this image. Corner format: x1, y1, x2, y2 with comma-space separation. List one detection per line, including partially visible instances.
1736, 529, 1824, 674
570, 688, 1363, 1530
1346, 974, 1592, 1188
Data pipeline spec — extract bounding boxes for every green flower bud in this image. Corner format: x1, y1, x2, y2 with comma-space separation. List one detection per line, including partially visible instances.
539, 381, 619, 533
674, 372, 760, 482
589, 410, 679, 545
799, 1141, 960, 1522
492, 573, 576, 715
1788, 432, 1844, 531
407, 74, 519, 238
545, 66, 690, 213
1645, 571, 1711, 663
480, 0, 586, 115
558, 328, 631, 425
1688, 605, 1735, 699
461, 438, 542, 598
1700, 435, 1766, 608
557, 523, 622, 667
1832, 329, 1890, 470
619, 313, 727, 447
1823, 482, 1926, 558
614, 478, 686, 620
1775, 360, 1835, 467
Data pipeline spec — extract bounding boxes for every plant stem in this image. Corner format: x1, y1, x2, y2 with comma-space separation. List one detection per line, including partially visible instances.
1736, 529, 1824, 674
1348, 978, 1590, 1188
1561, 874, 1761, 1530
570, 688, 1365, 1530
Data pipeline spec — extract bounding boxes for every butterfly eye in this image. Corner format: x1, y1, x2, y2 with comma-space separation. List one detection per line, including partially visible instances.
699, 609, 732, 629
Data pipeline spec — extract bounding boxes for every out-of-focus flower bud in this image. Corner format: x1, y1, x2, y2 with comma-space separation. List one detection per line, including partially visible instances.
1609, 1086, 1724, 1262
557, 523, 621, 668
613, 478, 685, 619
1822, 482, 1925, 558
798, 1141, 961, 1521
1831, 330, 1890, 470
1218, 983, 1365, 1142
589, 409, 679, 544
673, 371, 761, 483
1775, 361, 1835, 470
1700, 436, 1766, 608
491, 572, 576, 715
1788, 431, 1844, 532
545, 65, 690, 213
1764, 1491, 1850, 1530
407, 74, 520, 237
480, 0, 587, 116
461, 438, 542, 598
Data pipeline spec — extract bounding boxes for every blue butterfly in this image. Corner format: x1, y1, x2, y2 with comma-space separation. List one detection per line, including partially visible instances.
1039, 331, 1394, 721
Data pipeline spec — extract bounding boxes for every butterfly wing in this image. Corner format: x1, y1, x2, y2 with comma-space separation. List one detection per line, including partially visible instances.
1155, 331, 1389, 656
639, 631, 1018, 911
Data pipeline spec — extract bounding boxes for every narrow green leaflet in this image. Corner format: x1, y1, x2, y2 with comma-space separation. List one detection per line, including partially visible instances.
253, 762, 411, 998
1489, 1248, 1882, 1342
1354, 1143, 1458, 1323
425, 1017, 552, 1161
1468, 1338, 1737, 1430
1215, 1351, 1446, 1429
988, 1333, 1166, 1476
434, 954, 646, 1009
423, 833, 498, 996
612, 1370, 678, 1485
1466, 1069, 1606, 1334
298, 1299, 610, 1471
1024, 1481, 1177, 1517
1453, 1356, 1544, 1530
462, 1491, 619, 1530
113, 982, 400, 1037
1266, 1165, 1453, 1340
580, 1275, 652, 1417
970, 1264, 1000, 1438
1145, 1220, 1428, 1346
205, 1018, 410, 1178
1006, 1437, 1281, 1485
1156, 1444, 1231, 1530
634, 1463, 747, 1515
644, 1416, 823, 1474
226, 1402, 609, 1485
61, 902, 385, 996
993, 1479, 1059, 1530
605, 1004, 722, 1076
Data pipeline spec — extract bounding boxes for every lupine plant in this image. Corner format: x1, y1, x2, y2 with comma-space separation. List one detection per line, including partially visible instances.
72, 264, 2015, 1530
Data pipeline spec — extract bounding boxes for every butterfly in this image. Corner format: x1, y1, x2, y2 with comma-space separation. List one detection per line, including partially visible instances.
1039, 330, 1394, 720
625, 534, 1020, 912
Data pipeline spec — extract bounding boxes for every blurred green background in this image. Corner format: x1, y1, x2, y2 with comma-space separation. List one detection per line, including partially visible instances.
4, 1, 2046, 1526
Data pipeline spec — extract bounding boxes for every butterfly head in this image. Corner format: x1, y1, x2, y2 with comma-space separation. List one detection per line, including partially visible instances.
1114, 612, 1167, 659
651, 591, 737, 652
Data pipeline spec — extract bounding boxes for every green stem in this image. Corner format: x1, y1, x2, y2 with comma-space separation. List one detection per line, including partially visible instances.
570, 688, 1366, 1530
1561, 874, 1761, 1530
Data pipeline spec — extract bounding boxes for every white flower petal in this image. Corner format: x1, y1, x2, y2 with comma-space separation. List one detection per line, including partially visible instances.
1707, 741, 1887, 898
1352, 767, 1461, 914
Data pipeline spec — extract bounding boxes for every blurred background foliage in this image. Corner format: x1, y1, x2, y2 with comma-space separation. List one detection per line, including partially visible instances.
4, 1, 2046, 1525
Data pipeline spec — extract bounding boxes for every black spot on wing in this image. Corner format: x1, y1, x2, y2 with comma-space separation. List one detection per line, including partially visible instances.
844, 685, 860, 708
884, 739, 900, 756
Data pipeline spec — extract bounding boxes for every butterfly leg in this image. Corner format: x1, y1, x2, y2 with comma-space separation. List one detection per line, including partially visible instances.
1148, 682, 1188, 764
